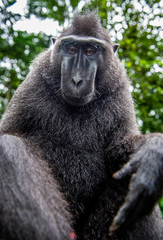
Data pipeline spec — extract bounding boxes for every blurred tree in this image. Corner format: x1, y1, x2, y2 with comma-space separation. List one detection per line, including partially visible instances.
0, 0, 51, 117
26, 0, 79, 24
0, 0, 162, 213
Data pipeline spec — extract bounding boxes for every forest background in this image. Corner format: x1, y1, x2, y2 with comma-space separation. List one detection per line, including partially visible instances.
0, 0, 163, 214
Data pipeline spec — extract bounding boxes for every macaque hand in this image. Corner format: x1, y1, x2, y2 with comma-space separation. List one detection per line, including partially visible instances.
109, 134, 163, 235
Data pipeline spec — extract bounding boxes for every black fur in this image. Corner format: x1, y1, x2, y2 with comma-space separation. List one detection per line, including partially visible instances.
0, 135, 71, 240
0, 12, 163, 239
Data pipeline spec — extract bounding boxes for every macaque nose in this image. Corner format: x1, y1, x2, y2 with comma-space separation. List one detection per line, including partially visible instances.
72, 77, 83, 88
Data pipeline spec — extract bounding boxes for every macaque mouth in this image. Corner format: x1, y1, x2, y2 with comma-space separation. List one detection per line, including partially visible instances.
62, 92, 93, 106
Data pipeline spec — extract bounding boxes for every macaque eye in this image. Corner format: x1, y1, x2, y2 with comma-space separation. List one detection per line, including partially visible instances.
84, 47, 96, 56
66, 46, 77, 55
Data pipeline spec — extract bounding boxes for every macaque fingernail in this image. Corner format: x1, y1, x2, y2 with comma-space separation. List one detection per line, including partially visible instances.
109, 224, 119, 236
112, 172, 118, 178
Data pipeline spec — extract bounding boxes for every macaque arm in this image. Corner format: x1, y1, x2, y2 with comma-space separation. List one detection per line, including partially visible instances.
0, 134, 71, 240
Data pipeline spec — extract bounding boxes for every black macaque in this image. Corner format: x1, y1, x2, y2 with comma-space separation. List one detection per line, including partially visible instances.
0, 12, 163, 240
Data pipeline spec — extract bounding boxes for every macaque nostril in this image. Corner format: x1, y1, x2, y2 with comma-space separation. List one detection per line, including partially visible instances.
72, 78, 83, 87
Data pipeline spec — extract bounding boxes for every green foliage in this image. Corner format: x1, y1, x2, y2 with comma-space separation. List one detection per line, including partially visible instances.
159, 197, 163, 217
27, 0, 67, 24
0, 0, 162, 214
117, 3, 163, 133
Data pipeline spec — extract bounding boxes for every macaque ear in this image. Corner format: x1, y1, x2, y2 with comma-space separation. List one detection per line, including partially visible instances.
51, 37, 57, 44
113, 44, 119, 53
